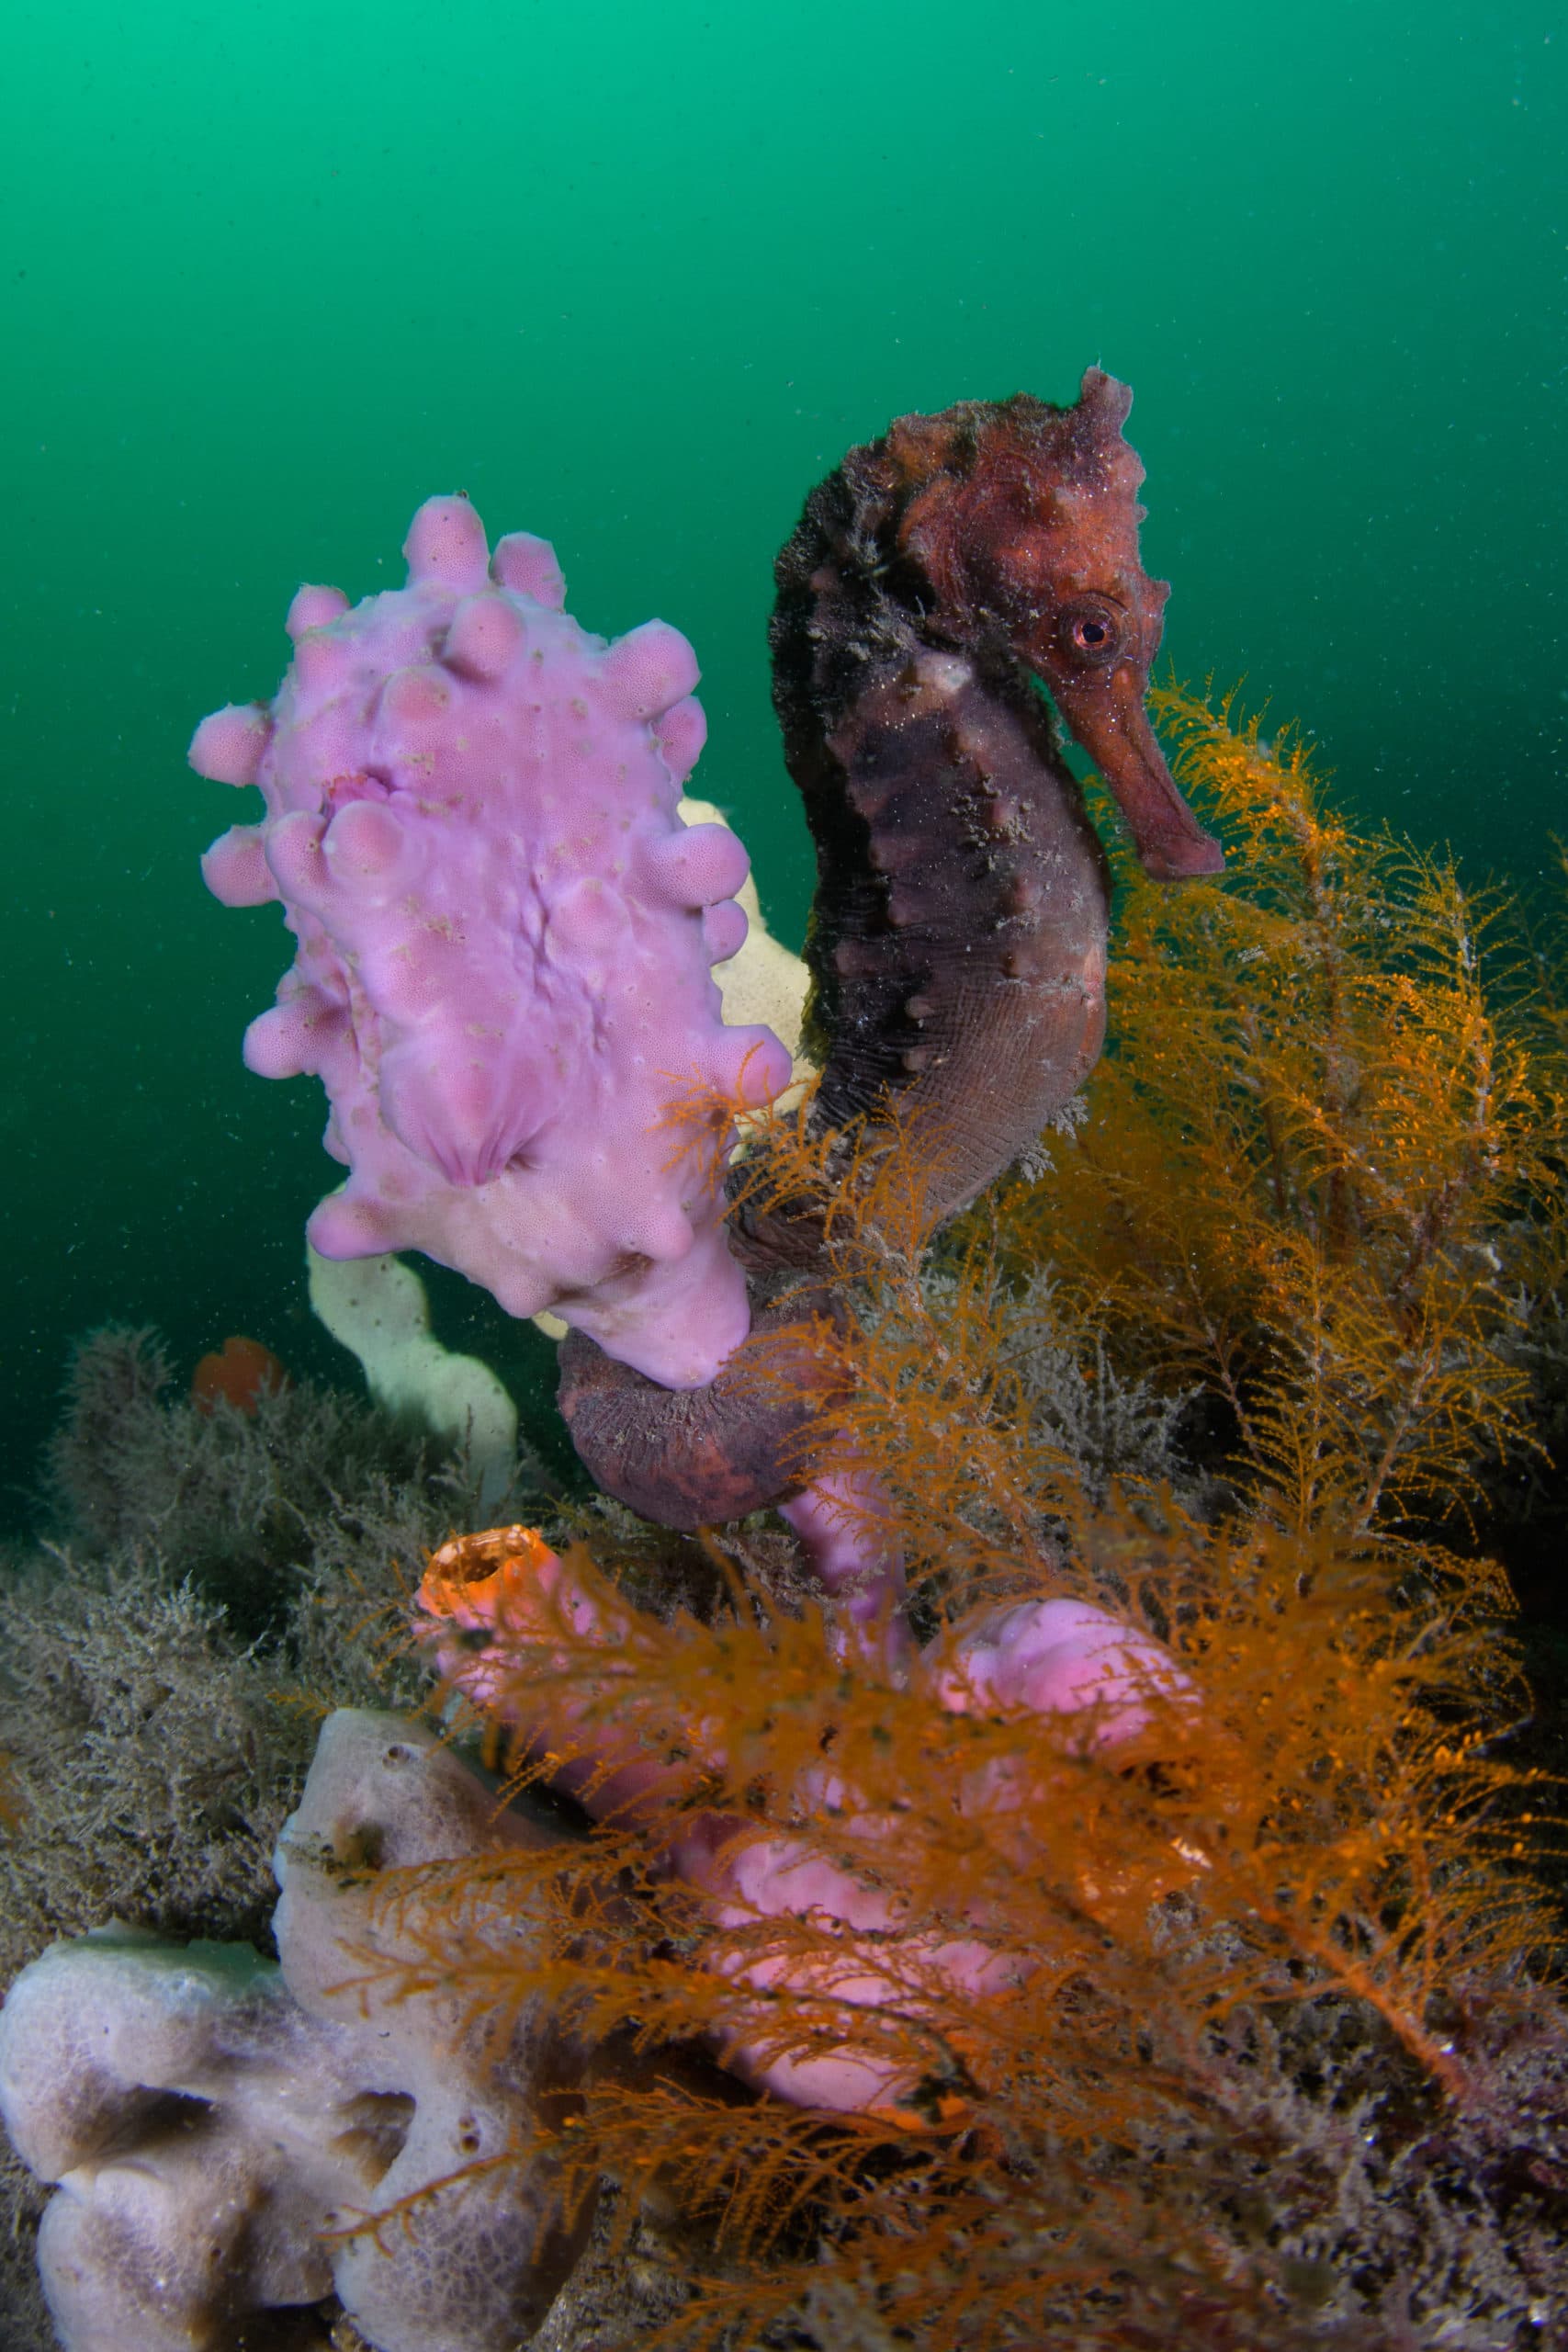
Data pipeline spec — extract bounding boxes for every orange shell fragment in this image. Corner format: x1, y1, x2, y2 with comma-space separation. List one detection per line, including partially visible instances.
416, 1524, 561, 1627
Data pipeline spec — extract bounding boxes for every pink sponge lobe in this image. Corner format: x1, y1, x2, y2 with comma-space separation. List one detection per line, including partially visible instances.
189, 703, 271, 788
593, 618, 701, 721
320, 800, 409, 892
491, 530, 566, 608
200, 824, 276, 909
652, 695, 708, 786
402, 493, 491, 591
196, 494, 789, 1392
285, 584, 351, 640
642, 820, 752, 912
703, 900, 750, 964
443, 592, 526, 679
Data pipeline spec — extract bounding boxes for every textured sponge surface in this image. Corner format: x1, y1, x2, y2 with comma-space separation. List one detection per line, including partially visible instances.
192, 496, 792, 1389
0, 1713, 591, 2352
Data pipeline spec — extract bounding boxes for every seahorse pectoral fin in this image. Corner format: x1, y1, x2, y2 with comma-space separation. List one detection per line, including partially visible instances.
1053, 664, 1224, 882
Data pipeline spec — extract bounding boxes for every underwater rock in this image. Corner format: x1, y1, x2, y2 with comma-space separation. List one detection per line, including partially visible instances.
0, 1712, 592, 2352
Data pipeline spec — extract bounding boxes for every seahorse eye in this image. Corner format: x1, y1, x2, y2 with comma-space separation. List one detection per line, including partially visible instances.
1058, 597, 1123, 668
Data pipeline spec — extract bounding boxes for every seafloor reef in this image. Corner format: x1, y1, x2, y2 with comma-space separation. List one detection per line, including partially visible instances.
2, 376, 1566, 2348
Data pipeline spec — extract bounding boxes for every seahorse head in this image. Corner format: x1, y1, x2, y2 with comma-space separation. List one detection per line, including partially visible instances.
885, 368, 1223, 881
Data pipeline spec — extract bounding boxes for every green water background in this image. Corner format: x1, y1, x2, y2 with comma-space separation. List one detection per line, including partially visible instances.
2, 1, 1562, 1524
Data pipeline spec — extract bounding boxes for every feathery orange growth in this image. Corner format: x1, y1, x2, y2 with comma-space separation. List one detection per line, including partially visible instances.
1003, 682, 1562, 1566
345, 689, 1564, 2346
366, 1495, 1554, 2346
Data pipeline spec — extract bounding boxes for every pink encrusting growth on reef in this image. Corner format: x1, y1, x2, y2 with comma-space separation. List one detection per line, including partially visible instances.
190, 495, 792, 1389
417, 1525, 1190, 2118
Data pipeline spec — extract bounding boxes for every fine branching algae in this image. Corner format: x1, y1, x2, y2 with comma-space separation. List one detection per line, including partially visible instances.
336, 693, 1568, 2349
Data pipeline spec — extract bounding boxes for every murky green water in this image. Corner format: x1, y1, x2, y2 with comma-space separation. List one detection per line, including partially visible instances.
3, 0, 1562, 1520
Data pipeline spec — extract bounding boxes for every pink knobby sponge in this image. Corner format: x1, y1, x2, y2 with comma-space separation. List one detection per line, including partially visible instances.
191, 497, 792, 1389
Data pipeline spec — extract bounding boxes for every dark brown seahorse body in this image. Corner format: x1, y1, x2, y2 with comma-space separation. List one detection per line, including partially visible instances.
559, 370, 1222, 1527
772, 506, 1111, 1221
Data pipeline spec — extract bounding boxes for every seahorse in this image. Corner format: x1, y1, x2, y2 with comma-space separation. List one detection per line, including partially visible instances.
558, 368, 1221, 1528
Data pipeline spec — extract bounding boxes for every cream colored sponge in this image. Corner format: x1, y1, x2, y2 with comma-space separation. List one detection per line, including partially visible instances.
0, 1713, 587, 2352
